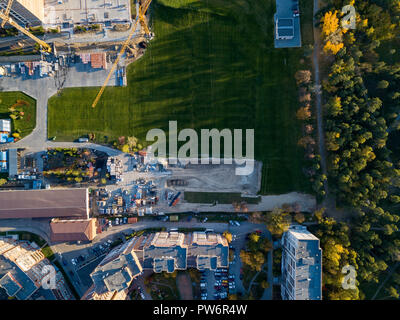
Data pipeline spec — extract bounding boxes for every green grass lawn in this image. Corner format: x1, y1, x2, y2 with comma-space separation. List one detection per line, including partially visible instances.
0, 92, 36, 138
48, 0, 313, 194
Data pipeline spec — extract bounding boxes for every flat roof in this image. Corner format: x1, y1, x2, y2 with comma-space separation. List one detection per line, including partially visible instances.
288, 225, 320, 241
0, 188, 89, 220
43, 0, 132, 26
278, 28, 294, 37
277, 18, 293, 27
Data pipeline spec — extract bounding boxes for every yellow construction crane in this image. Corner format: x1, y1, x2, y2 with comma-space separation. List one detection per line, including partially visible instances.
0, 0, 52, 53
91, 0, 152, 108
138, 0, 152, 36
1, 0, 14, 28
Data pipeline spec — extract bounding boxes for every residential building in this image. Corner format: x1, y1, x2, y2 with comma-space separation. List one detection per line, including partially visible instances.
0, 0, 44, 27
82, 231, 229, 300
187, 232, 229, 270
281, 225, 322, 300
0, 237, 73, 300
82, 238, 143, 300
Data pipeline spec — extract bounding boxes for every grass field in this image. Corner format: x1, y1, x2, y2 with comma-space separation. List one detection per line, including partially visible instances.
48, 0, 313, 194
0, 92, 36, 138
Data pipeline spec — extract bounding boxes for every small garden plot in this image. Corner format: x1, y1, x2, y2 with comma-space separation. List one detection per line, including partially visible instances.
43, 148, 108, 185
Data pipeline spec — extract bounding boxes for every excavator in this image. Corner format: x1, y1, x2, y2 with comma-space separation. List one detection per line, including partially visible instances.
0, 0, 52, 53
91, 0, 152, 108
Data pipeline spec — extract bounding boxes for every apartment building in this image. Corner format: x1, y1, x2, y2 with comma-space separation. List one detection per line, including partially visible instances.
0, 0, 44, 27
281, 225, 322, 300
83, 231, 229, 300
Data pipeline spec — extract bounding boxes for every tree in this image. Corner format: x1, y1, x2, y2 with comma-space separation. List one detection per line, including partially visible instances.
0, 178, 7, 186
260, 280, 269, 289
240, 250, 265, 271
322, 11, 339, 37
327, 96, 342, 117
121, 144, 130, 153
387, 286, 399, 299
295, 70, 312, 85
265, 208, 291, 238
294, 212, 305, 224
249, 232, 260, 243
127, 136, 138, 149
296, 106, 312, 120
377, 80, 389, 89
223, 231, 232, 243
390, 195, 400, 203
260, 238, 272, 253
324, 41, 344, 55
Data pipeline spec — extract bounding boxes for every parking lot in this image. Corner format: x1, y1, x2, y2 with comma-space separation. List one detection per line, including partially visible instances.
57, 239, 116, 296
274, 0, 302, 48
199, 267, 237, 300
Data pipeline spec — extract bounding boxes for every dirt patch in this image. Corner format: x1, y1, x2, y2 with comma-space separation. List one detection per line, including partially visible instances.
176, 273, 193, 300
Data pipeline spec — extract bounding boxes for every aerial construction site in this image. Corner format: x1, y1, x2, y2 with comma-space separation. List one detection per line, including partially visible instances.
0, 0, 153, 94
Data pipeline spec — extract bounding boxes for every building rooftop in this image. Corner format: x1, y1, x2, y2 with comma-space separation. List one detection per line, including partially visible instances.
0, 119, 11, 132
50, 218, 97, 243
43, 0, 132, 27
0, 188, 89, 220
143, 232, 188, 272
0, 272, 22, 297
90, 238, 142, 295
189, 232, 229, 270
0, 255, 38, 300
282, 225, 322, 300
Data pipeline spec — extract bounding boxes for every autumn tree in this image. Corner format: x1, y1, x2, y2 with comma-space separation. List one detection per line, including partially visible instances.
223, 231, 233, 243
295, 70, 312, 86
265, 208, 291, 238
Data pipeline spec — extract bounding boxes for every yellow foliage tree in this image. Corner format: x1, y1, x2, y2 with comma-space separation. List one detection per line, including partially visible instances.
322, 11, 339, 37
323, 41, 344, 55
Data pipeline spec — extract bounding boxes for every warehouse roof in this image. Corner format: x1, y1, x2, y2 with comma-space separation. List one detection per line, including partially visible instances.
0, 188, 89, 219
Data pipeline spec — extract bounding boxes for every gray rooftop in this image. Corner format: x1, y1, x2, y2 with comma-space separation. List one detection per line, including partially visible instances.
91, 239, 142, 294
188, 232, 229, 269
143, 232, 187, 272
282, 226, 322, 300
274, 0, 302, 48
8, 149, 17, 177
0, 273, 22, 297
0, 256, 38, 300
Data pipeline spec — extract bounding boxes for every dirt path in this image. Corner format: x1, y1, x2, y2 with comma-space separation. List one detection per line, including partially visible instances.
176, 273, 193, 300
312, 0, 328, 198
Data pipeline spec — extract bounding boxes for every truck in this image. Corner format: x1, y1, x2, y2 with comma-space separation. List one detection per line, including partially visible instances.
168, 192, 181, 207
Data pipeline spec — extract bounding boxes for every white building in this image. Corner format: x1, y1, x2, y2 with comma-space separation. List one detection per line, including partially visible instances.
281, 225, 322, 300
0, 119, 11, 133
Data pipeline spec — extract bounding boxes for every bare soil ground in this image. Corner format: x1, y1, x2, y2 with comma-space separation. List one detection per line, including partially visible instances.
176, 273, 193, 300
